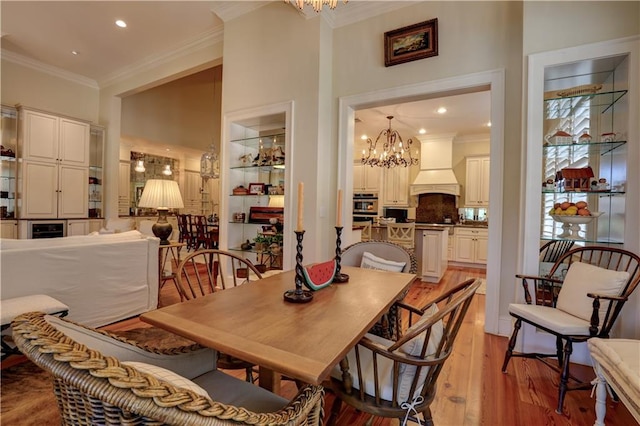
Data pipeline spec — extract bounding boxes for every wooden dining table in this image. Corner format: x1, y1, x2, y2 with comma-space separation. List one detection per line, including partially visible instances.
140, 265, 415, 392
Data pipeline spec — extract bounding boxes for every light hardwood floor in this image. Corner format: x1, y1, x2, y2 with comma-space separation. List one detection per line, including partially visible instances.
3, 265, 636, 425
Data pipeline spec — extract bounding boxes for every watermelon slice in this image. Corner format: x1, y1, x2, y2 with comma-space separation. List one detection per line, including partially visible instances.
302, 259, 337, 291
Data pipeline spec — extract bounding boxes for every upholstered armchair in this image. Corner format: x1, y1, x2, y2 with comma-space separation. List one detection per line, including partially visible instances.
12, 312, 325, 426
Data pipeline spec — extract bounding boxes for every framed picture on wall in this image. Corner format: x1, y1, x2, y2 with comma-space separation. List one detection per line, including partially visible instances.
384, 18, 438, 67
248, 182, 265, 195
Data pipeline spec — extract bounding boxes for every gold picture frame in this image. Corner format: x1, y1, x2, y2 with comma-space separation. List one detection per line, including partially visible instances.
384, 18, 438, 67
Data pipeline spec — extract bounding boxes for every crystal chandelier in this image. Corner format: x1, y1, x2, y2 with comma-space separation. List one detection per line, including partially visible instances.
285, 0, 346, 12
361, 116, 418, 168
200, 142, 220, 182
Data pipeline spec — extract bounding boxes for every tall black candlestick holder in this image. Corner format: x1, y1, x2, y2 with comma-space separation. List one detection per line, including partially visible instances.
284, 230, 314, 303
333, 226, 349, 283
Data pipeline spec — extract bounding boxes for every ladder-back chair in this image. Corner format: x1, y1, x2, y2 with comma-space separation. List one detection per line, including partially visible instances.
386, 222, 416, 250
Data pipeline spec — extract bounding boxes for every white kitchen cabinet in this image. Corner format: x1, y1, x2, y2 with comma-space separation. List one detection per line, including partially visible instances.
382, 166, 409, 206
182, 170, 202, 214
118, 161, 131, 216
0, 220, 17, 238
465, 156, 490, 207
18, 108, 91, 219
420, 229, 448, 283
454, 227, 488, 265
67, 219, 89, 236
20, 160, 88, 218
21, 109, 90, 166
353, 163, 381, 193
447, 235, 454, 261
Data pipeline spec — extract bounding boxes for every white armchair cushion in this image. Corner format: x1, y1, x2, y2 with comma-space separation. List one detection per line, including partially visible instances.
330, 304, 443, 404
360, 251, 406, 272
556, 262, 629, 324
122, 361, 209, 397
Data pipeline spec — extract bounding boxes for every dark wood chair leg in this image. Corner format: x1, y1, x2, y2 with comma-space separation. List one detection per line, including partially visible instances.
556, 336, 564, 367
502, 318, 521, 372
556, 339, 573, 414
423, 407, 434, 426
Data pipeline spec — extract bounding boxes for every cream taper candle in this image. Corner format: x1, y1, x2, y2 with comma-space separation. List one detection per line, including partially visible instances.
336, 189, 343, 227
296, 182, 304, 231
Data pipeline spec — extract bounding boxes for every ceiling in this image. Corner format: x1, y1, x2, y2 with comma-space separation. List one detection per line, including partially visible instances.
1, 0, 490, 149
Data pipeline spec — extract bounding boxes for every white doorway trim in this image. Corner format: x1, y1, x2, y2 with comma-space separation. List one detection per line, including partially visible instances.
337, 69, 505, 335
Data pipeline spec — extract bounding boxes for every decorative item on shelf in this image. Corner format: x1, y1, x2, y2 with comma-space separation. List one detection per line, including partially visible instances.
200, 142, 220, 181
241, 240, 252, 250
248, 182, 265, 195
232, 185, 248, 195
137, 179, 184, 245
544, 129, 572, 146
239, 153, 253, 165
559, 166, 594, 191
551, 212, 604, 240
232, 212, 246, 223
542, 178, 556, 191
601, 132, 622, 142
284, 230, 314, 303
544, 83, 603, 99
577, 129, 592, 144
0, 145, 15, 157
597, 178, 609, 191
361, 116, 418, 168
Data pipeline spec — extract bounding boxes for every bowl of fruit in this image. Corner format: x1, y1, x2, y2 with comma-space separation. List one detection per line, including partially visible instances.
549, 201, 604, 239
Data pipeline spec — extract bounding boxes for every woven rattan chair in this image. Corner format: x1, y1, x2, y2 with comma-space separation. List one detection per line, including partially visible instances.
12, 311, 325, 426
341, 241, 418, 341
327, 279, 480, 426
502, 246, 640, 414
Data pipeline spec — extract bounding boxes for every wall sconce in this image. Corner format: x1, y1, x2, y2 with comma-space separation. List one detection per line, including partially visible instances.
162, 164, 172, 176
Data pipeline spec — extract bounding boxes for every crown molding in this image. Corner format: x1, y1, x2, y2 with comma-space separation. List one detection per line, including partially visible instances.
98, 26, 224, 89
209, 1, 272, 22
332, 1, 415, 28
1, 49, 99, 89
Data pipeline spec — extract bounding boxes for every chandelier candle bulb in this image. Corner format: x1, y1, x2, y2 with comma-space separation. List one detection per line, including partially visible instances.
297, 182, 304, 232
336, 189, 342, 227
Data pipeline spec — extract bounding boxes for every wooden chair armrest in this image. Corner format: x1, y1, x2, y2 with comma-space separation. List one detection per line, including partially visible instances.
358, 336, 445, 366
515, 274, 563, 305
586, 293, 628, 337
587, 293, 627, 302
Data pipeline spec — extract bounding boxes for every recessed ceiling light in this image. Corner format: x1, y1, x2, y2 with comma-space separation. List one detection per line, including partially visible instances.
71, 50, 79, 55
360, 134, 368, 140
437, 107, 447, 114
115, 19, 127, 28
486, 121, 492, 127
418, 128, 426, 134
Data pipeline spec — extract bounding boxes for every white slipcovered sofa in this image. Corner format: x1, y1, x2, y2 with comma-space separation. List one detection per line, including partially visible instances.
1, 230, 159, 327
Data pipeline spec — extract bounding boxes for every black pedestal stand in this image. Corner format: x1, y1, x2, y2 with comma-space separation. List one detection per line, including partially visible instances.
284, 230, 313, 303
333, 226, 349, 283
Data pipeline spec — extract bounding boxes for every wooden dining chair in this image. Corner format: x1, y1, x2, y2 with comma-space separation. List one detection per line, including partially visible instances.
502, 246, 640, 414
539, 239, 575, 263
386, 222, 416, 250
327, 279, 481, 426
193, 215, 215, 250
176, 249, 264, 381
177, 214, 195, 250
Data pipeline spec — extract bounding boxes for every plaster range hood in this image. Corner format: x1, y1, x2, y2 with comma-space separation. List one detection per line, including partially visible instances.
410, 135, 461, 196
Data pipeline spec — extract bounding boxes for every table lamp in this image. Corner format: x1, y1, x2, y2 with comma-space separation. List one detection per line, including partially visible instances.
138, 179, 184, 245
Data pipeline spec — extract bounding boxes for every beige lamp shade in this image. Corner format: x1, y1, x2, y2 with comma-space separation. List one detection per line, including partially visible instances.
138, 179, 184, 209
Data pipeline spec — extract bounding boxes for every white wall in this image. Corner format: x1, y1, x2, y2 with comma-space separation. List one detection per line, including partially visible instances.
0, 59, 99, 122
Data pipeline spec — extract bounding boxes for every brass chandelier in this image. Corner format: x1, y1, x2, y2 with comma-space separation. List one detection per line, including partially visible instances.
361, 116, 418, 168
285, 0, 347, 12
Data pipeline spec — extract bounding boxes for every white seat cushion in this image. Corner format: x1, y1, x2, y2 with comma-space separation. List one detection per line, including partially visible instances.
46, 315, 215, 380
556, 262, 629, 325
1, 295, 68, 325
508, 303, 591, 335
